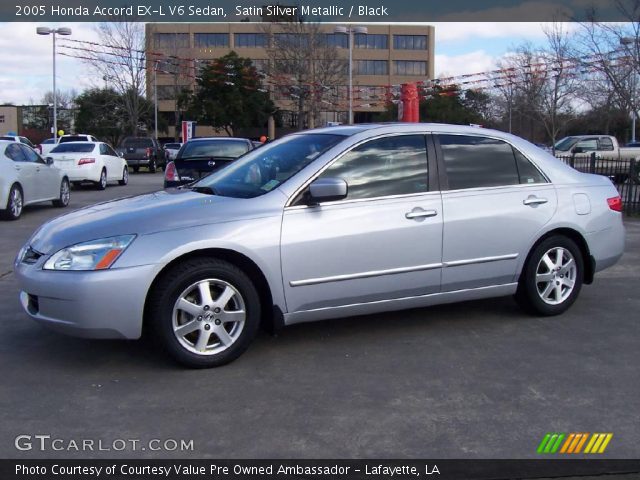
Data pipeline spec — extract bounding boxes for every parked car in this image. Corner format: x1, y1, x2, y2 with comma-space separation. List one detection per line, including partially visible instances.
554, 135, 640, 183
0, 135, 39, 151
14, 124, 625, 367
47, 141, 128, 190
163, 142, 182, 162
58, 134, 99, 144
117, 137, 165, 173
0, 140, 70, 220
37, 138, 57, 156
164, 137, 253, 188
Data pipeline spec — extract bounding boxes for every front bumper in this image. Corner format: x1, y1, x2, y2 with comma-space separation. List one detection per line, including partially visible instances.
14, 260, 158, 339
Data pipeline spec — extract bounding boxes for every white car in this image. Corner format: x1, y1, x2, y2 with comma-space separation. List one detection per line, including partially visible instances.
58, 134, 99, 144
0, 135, 38, 150
163, 142, 182, 161
47, 141, 129, 190
37, 138, 58, 156
0, 140, 70, 220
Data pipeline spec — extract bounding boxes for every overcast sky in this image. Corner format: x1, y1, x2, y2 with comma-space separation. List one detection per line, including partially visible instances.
0, 22, 570, 105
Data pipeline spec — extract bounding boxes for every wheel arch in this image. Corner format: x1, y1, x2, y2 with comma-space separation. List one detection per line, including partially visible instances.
522, 227, 594, 285
143, 248, 279, 334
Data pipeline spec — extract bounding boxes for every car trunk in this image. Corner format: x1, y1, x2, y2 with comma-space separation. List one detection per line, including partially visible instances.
174, 157, 236, 182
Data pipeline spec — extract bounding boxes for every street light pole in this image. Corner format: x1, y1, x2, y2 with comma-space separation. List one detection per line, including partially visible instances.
154, 60, 159, 141
334, 25, 368, 125
620, 36, 637, 142
37, 26, 72, 141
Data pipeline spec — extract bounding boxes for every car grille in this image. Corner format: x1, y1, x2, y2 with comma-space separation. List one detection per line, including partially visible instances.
22, 246, 43, 265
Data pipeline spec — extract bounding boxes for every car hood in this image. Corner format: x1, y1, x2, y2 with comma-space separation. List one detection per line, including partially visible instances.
28, 189, 279, 254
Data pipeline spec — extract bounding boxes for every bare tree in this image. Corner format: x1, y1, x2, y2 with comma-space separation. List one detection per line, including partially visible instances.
262, 22, 347, 129
82, 21, 148, 135
41, 88, 78, 109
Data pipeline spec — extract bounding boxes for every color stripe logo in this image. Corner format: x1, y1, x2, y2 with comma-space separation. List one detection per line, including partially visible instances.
537, 433, 613, 454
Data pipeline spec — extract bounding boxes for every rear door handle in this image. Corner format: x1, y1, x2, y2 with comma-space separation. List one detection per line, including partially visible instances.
523, 196, 548, 206
405, 209, 438, 219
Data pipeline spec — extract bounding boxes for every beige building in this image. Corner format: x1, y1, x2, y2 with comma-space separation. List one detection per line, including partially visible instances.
0, 105, 20, 135
145, 23, 435, 137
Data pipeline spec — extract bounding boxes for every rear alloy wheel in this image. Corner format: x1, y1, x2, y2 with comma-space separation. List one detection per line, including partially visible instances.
2, 185, 23, 220
516, 235, 584, 316
52, 178, 70, 207
118, 167, 129, 186
149, 258, 261, 368
149, 158, 157, 174
96, 168, 107, 190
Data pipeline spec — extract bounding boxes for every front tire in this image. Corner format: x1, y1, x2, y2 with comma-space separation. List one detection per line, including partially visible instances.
148, 258, 261, 368
118, 167, 129, 186
516, 235, 584, 316
52, 178, 70, 207
1, 184, 23, 220
95, 168, 107, 190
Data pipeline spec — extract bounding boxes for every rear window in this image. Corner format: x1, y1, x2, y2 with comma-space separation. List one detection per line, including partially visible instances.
165, 143, 181, 149
0, 136, 15, 141
51, 143, 96, 153
123, 138, 153, 148
59, 136, 89, 143
179, 140, 249, 160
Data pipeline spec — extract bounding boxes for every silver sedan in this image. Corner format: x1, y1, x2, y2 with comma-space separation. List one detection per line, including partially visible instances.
15, 124, 625, 367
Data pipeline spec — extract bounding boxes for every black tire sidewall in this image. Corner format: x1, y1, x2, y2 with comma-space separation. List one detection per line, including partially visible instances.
518, 235, 584, 316
3, 185, 21, 220
151, 260, 261, 368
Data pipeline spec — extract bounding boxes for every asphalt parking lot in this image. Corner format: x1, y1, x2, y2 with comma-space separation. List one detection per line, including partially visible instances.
0, 172, 639, 460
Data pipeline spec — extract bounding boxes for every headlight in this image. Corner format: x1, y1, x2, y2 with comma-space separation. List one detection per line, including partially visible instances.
43, 235, 136, 271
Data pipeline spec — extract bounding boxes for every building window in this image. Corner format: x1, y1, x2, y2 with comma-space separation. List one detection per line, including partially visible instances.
194, 33, 229, 48
323, 33, 348, 48
0, 115, 4, 123
394, 60, 427, 76
355, 60, 388, 75
274, 33, 309, 48
154, 33, 189, 49
393, 35, 428, 50
354, 34, 388, 49
234, 33, 268, 48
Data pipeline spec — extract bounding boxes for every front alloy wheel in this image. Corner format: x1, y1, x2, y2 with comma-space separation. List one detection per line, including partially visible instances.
149, 258, 261, 367
118, 167, 129, 186
52, 178, 70, 207
2, 185, 23, 220
96, 169, 107, 190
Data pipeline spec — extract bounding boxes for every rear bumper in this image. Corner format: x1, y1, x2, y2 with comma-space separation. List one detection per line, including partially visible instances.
586, 218, 626, 273
125, 158, 151, 167
59, 165, 101, 183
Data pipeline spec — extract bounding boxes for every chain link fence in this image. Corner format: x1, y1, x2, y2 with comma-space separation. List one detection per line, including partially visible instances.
556, 153, 640, 215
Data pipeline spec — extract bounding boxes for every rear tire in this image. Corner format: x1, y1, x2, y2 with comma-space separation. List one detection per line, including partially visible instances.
148, 258, 261, 368
95, 168, 107, 190
516, 235, 584, 316
149, 158, 157, 174
118, 167, 129, 186
132, 166, 139, 173
52, 178, 70, 207
1, 184, 23, 220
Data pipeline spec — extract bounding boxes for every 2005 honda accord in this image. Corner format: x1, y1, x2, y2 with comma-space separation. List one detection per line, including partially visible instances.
15, 124, 625, 367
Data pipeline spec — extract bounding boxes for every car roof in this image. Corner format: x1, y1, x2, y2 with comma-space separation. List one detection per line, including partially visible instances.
187, 137, 249, 142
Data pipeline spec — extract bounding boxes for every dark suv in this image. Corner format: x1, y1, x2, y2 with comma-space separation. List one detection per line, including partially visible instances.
117, 137, 165, 173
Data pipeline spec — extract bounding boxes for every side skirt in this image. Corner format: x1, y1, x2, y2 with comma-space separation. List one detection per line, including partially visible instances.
283, 283, 518, 326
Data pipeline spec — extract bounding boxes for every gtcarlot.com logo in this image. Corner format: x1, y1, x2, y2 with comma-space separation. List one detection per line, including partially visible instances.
537, 433, 613, 454
15, 435, 194, 452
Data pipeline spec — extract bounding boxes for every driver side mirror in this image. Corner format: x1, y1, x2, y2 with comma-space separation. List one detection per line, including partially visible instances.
46, 156, 54, 166
308, 177, 348, 204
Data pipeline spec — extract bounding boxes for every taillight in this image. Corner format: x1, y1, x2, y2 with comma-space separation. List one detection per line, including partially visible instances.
165, 161, 178, 182
607, 196, 622, 212
78, 158, 96, 165
146, 147, 152, 158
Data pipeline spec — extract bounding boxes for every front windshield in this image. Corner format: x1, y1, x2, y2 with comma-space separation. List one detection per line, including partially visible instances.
179, 139, 249, 159
193, 133, 344, 199
554, 137, 579, 152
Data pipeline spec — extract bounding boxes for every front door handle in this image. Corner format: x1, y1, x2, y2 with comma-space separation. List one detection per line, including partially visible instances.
523, 196, 548, 206
405, 208, 438, 220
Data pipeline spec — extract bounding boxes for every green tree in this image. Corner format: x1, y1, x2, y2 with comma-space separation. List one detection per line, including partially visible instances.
186, 52, 275, 136
75, 88, 165, 146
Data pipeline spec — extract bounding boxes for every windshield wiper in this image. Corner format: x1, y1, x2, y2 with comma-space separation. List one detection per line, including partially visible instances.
190, 185, 219, 195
